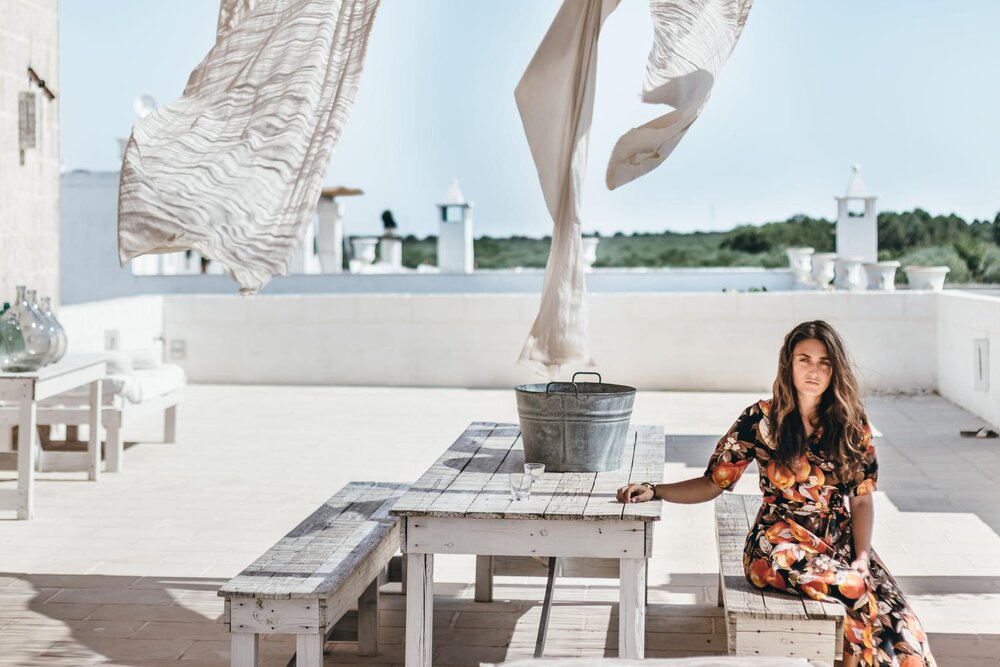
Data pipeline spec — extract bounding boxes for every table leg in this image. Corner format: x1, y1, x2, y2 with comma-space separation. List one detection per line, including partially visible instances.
88, 380, 102, 481
405, 552, 433, 667
296, 631, 324, 667
619, 557, 646, 659
16, 401, 37, 520
230, 633, 258, 667
475, 555, 493, 602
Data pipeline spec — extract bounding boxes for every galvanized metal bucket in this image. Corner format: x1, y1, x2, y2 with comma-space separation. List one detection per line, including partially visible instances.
514, 372, 636, 472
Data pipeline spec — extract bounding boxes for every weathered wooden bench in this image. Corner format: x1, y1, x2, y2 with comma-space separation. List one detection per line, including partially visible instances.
716, 494, 844, 666
219, 481, 408, 667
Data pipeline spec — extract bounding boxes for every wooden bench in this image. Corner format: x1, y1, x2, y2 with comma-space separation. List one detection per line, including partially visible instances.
716, 494, 844, 666
219, 481, 408, 667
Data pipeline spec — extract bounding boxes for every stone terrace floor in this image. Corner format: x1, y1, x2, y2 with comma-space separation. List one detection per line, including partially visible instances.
0, 386, 998, 666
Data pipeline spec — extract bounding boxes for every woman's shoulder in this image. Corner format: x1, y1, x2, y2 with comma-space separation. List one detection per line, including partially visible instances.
742, 398, 772, 419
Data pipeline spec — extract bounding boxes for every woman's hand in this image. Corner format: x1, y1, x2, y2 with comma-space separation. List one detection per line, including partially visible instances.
851, 556, 871, 579
616, 483, 654, 504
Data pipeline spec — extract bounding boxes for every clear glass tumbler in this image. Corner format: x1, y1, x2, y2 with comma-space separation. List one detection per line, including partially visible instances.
509, 472, 532, 501
524, 463, 545, 480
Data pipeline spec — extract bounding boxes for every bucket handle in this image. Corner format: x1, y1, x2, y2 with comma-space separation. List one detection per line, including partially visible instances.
571, 371, 602, 385
545, 381, 582, 399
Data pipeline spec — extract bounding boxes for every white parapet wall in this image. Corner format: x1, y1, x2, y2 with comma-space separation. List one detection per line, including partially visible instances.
59, 296, 165, 355
936, 291, 1000, 429
157, 291, 939, 394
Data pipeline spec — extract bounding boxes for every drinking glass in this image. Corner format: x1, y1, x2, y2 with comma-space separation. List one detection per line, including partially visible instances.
524, 463, 545, 480
509, 472, 532, 501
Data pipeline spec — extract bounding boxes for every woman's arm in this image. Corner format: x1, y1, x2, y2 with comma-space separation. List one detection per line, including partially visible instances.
850, 493, 874, 576
616, 476, 724, 504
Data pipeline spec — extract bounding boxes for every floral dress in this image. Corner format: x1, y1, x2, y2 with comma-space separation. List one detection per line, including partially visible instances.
705, 399, 935, 667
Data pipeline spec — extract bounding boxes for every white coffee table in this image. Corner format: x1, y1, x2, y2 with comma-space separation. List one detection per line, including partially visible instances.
0, 355, 106, 519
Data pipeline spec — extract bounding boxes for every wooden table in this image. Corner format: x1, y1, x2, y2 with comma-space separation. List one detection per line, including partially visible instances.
390, 421, 664, 666
0, 355, 106, 519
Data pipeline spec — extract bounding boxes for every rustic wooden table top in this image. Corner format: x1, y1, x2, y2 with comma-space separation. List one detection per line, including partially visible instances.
390, 421, 664, 523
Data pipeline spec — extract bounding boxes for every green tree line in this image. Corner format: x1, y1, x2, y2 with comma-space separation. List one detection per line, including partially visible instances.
388, 209, 1000, 283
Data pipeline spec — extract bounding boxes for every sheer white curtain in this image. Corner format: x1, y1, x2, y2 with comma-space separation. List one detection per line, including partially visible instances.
518, 0, 753, 377
118, 0, 381, 294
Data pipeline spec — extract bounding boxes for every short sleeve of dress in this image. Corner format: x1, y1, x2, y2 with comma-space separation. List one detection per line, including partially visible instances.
850, 421, 878, 497
704, 403, 761, 492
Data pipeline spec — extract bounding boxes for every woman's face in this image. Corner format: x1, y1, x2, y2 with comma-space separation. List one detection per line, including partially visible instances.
791, 338, 833, 400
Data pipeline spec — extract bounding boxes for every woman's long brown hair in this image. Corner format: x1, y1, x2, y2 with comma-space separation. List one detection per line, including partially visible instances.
770, 320, 868, 481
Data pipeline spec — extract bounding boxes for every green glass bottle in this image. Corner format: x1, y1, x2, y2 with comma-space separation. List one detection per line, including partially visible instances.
0, 301, 27, 371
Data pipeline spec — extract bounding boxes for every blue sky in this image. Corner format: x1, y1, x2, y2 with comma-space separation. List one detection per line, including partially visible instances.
60, 1, 1000, 238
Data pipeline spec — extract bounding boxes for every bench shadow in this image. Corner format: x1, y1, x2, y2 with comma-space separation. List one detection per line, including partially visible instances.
5, 572, 246, 666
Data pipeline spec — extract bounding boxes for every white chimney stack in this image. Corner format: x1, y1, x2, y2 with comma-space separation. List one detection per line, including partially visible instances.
437, 179, 474, 273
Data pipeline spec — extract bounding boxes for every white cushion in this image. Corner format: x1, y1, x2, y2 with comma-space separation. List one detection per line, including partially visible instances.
36, 364, 186, 407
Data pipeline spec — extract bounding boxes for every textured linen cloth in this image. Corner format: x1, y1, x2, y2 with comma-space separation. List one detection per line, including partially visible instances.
606, 0, 752, 189
118, 0, 380, 294
515, 0, 620, 377
518, 0, 751, 376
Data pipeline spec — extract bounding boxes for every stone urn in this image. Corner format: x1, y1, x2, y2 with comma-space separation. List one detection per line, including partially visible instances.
904, 265, 950, 291
811, 253, 838, 290
834, 256, 866, 291
350, 238, 378, 269
864, 261, 901, 291
581, 237, 600, 271
786, 247, 815, 285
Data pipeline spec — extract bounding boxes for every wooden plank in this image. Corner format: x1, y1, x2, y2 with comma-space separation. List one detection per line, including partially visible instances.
87, 379, 102, 481
32, 359, 106, 402
619, 557, 646, 659
716, 495, 768, 619
390, 422, 496, 516
465, 433, 525, 518
623, 425, 666, 521
220, 482, 386, 597
230, 633, 258, 667
230, 597, 323, 634
425, 425, 520, 517
35, 451, 89, 473
474, 555, 493, 602
406, 517, 645, 558
493, 555, 620, 579
356, 576, 379, 657
405, 553, 433, 667
16, 400, 35, 520
542, 472, 596, 519
734, 618, 838, 662
582, 428, 636, 521
296, 632, 324, 667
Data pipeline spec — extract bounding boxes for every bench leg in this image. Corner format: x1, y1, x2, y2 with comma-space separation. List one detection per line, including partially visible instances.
164, 404, 178, 443
358, 576, 380, 656
475, 555, 493, 602
231, 633, 258, 667
105, 420, 123, 473
619, 557, 646, 659
296, 631, 324, 667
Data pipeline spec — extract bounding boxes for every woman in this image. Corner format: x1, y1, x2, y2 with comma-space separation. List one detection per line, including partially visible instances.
617, 320, 934, 667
